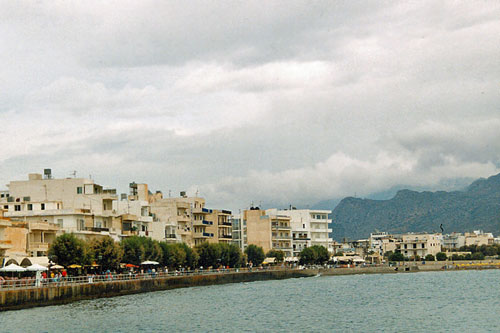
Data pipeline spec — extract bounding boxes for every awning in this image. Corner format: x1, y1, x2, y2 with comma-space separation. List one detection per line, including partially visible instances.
141, 260, 159, 265
0, 263, 26, 272
262, 257, 276, 264
68, 264, 82, 269
26, 264, 48, 271
285, 257, 299, 262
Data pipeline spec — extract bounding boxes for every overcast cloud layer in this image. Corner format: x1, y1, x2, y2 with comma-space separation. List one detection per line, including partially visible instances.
1, 1, 499, 210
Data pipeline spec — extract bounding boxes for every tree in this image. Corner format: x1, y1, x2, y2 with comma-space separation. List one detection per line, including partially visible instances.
424, 254, 435, 261
196, 242, 222, 268
436, 252, 447, 261
90, 236, 123, 271
142, 237, 163, 263
388, 252, 405, 261
180, 243, 198, 269
48, 233, 92, 267
310, 245, 330, 264
159, 243, 186, 269
220, 243, 243, 268
299, 247, 317, 265
471, 252, 485, 260
121, 236, 145, 265
245, 244, 265, 266
266, 249, 285, 263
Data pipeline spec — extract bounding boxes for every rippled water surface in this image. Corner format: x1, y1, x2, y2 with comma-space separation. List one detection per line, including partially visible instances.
1, 270, 500, 332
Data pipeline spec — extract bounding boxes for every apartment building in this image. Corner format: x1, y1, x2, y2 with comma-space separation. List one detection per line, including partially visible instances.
0, 210, 12, 259
464, 230, 494, 246
369, 232, 398, 256
399, 233, 442, 258
116, 183, 154, 239
442, 232, 466, 249
0, 170, 120, 241
275, 209, 333, 256
245, 208, 293, 257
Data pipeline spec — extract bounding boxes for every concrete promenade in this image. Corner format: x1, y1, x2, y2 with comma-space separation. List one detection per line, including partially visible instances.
0, 268, 317, 311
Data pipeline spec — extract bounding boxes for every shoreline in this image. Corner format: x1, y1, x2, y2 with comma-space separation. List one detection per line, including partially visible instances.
2, 262, 499, 312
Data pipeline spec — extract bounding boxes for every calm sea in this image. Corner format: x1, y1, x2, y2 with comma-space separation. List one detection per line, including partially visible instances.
1, 269, 499, 332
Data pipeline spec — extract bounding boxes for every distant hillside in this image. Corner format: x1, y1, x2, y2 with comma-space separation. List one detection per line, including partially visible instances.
331, 173, 500, 241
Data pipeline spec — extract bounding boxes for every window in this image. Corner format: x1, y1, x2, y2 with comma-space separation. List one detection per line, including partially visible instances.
27, 204, 33, 211
3, 205, 8, 210
57, 219, 63, 227
78, 219, 85, 231
41, 203, 45, 210
15, 205, 21, 211
77, 187, 83, 194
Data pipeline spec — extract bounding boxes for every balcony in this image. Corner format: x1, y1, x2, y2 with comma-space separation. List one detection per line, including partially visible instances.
310, 228, 332, 233
165, 234, 177, 239
192, 207, 210, 214
0, 220, 12, 228
194, 220, 213, 226
219, 221, 232, 227
0, 240, 12, 249
220, 234, 233, 239
271, 224, 291, 230
28, 242, 49, 251
86, 227, 110, 233
272, 235, 292, 240
29, 222, 59, 231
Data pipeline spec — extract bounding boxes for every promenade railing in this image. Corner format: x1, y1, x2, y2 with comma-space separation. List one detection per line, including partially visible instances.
0, 266, 291, 290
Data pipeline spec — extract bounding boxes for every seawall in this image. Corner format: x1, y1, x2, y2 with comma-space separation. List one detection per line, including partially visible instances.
0, 269, 316, 312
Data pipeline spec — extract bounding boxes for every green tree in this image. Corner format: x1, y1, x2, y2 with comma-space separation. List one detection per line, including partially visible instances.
90, 236, 123, 271
142, 237, 163, 263
424, 254, 435, 261
471, 252, 485, 260
159, 242, 186, 268
196, 242, 222, 268
436, 252, 447, 261
121, 236, 145, 265
180, 243, 198, 269
388, 252, 405, 261
245, 244, 265, 266
48, 233, 92, 267
220, 243, 243, 268
299, 247, 317, 265
266, 249, 285, 263
310, 245, 330, 264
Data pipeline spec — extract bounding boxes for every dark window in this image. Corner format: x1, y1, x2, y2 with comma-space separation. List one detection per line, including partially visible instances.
15, 205, 21, 211
27, 204, 33, 211
77, 187, 83, 194
41, 203, 45, 210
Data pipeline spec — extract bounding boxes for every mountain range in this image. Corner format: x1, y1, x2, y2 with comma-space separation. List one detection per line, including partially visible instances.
330, 173, 500, 241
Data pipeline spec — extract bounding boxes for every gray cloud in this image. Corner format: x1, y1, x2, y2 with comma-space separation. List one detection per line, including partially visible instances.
1, 1, 500, 211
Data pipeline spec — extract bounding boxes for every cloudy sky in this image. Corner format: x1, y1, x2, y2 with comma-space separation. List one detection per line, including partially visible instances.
1, 1, 499, 210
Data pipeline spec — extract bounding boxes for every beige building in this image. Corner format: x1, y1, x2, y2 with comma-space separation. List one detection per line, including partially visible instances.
245, 209, 293, 257
399, 233, 442, 258
0, 210, 12, 259
0, 170, 119, 241
464, 230, 494, 247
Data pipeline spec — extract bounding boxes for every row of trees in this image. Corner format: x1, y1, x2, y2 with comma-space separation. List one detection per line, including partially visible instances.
48, 234, 274, 271
49, 234, 332, 271
387, 250, 490, 262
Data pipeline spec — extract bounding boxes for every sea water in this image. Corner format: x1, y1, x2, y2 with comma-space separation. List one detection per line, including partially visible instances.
1, 269, 499, 332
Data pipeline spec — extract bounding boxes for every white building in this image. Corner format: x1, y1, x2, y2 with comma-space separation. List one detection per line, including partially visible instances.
274, 208, 333, 255
0, 170, 120, 241
399, 233, 442, 258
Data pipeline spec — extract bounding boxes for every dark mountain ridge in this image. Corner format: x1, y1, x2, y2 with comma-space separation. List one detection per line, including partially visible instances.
331, 173, 500, 241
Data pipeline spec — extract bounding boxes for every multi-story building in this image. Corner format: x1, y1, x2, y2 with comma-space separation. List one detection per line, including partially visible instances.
231, 214, 246, 251
369, 232, 398, 256
276, 209, 333, 256
0, 210, 12, 259
442, 232, 466, 249
399, 233, 442, 258
0, 170, 120, 241
464, 230, 494, 246
245, 208, 293, 257
116, 183, 153, 239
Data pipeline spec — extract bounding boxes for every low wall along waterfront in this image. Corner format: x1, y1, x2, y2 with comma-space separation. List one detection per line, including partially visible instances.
0, 269, 316, 311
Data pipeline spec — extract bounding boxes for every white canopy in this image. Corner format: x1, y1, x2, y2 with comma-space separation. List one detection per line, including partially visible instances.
0, 263, 27, 272
26, 264, 48, 271
141, 260, 159, 265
